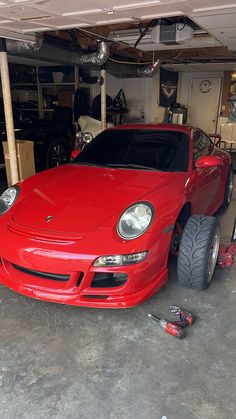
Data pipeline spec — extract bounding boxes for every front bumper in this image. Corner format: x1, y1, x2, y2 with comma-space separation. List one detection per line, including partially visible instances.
0, 223, 170, 308
0, 258, 167, 308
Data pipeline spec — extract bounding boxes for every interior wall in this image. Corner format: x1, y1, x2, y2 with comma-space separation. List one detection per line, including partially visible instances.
89, 69, 227, 129
150, 70, 165, 124
90, 72, 153, 122
177, 71, 224, 132
178, 71, 224, 103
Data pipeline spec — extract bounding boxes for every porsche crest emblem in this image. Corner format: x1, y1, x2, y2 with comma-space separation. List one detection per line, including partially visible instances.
45, 215, 54, 223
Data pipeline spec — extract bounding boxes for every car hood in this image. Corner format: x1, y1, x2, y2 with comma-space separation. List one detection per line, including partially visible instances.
79, 116, 113, 137
12, 164, 186, 236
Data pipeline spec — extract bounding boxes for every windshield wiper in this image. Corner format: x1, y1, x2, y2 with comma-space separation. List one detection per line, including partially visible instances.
76, 162, 108, 168
106, 163, 156, 170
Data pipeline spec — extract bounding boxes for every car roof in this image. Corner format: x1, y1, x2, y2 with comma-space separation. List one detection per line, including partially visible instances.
107, 123, 192, 135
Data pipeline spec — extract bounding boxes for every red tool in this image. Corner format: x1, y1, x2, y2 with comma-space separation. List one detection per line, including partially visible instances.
148, 313, 186, 339
217, 217, 236, 269
170, 305, 195, 326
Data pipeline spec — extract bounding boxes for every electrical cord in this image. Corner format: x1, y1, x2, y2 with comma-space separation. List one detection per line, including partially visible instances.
172, 50, 184, 60
109, 57, 153, 65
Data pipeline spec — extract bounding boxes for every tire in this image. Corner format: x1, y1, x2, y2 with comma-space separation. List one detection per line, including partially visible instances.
177, 215, 220, 289
170, 222, 183, 256
222, 166, 234, 209
46, 139, 71, 169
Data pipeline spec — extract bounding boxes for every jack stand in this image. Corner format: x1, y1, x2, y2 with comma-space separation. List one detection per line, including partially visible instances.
217, 218, 236, 268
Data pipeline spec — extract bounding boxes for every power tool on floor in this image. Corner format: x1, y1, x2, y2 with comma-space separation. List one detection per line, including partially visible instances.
148, 306, 196, 339
170, 305, 195, 327
148, 313, 186, 339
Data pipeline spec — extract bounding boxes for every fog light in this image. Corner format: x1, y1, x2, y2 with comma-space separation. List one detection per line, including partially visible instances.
93, 251, 148, 267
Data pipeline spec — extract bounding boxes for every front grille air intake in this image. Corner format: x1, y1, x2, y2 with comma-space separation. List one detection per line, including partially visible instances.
12, 263, 70, 281
91, 272, 128, 288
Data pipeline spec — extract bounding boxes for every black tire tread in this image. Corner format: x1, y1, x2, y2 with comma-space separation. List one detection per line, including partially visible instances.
177, 215, 220, 289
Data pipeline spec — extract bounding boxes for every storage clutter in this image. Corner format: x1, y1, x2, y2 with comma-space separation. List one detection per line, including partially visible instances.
3, 140, 35, 186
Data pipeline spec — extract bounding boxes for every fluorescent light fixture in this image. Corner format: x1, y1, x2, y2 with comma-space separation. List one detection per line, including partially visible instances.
97, 18, 131, 25
63, 9, 102, 17
193, 4, 236, 13
0, 2, 6, 5
114, 0, 160, 10
112, 35, 147, 41
0, 20, 12, 23
58, 23, 90, 29
141, 11, 184, 19
20, 15, 51, 21
22, 27, 51, 32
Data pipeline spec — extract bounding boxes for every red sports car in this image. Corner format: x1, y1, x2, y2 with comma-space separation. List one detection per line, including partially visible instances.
0, 124, 233, 308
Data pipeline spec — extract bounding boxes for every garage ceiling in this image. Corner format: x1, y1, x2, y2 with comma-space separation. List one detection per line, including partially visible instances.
1, 0, 236, 67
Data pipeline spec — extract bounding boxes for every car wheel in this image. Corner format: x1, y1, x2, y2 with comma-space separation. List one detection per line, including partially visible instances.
222, 166, 234, 209
177, 215, 220, 289
170, 222, 183, 256
46, 140, 70, 169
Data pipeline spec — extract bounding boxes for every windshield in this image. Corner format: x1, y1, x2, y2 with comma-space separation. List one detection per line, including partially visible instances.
74, 129, 189, 172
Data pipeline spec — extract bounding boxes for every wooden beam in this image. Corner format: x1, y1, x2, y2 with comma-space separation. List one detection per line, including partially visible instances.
46, 30, 236, 65
0, 38, 19, 185
156, 46, 235, 62
110, 43, 152, 62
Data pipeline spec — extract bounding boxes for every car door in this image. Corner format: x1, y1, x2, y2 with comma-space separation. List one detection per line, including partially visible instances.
189, 130, 223, 214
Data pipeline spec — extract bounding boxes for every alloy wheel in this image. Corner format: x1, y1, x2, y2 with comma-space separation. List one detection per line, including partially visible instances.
49, 144, 68, 167
207, 226, 220, 284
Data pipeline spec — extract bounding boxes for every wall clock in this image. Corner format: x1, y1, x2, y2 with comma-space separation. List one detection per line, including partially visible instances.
200, 80, 212, 93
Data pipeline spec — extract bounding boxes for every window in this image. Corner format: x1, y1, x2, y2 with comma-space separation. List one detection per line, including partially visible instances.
192, 131, 214, 163
75, 129, 190, 172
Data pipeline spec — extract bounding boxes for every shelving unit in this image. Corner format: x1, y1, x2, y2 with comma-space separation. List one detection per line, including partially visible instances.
9, 64, 91, 120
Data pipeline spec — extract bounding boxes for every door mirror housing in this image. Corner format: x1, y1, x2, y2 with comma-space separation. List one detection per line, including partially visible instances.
70, 149, 81, 160
195, 155, 223, 169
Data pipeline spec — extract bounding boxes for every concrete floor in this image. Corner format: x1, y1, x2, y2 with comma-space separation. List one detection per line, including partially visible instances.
0, 178, 235, 419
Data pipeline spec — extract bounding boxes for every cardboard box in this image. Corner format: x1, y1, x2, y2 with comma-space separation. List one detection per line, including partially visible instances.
3, 140, 35, 186
57, 90, 73, 108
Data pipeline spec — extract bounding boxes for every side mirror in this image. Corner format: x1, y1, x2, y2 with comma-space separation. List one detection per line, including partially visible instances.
70, 149, 81, 160
195, 155, 223, 169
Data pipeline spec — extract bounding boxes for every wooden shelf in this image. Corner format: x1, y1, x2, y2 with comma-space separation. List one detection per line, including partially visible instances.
11, 83, 37, 87
21, 108, 39, 111
40, 82, 75, 86
11, 82, 90, 87
21, 108, 54, 112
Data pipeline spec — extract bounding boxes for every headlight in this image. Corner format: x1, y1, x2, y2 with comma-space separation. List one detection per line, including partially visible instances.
83, 132, 93, 143
117, 202, 154, 240
94, 251, 148, 267
0, 186, 20, 215
76, 131, 82, 139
